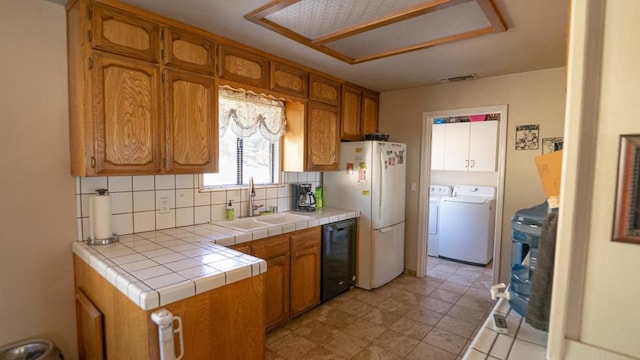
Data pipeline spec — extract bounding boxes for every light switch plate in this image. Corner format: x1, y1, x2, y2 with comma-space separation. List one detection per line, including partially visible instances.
159, 197, 170, 214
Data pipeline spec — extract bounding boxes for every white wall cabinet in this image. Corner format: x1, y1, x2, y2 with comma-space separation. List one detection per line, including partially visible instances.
431, 121, 498, 172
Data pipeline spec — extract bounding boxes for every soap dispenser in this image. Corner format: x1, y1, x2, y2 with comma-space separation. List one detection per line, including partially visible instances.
226, 201, 235, 220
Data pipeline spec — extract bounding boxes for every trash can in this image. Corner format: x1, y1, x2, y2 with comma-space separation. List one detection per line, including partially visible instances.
0, 338, 62, 360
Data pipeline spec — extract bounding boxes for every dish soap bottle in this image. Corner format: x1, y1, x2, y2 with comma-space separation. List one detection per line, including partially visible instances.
226, 200, 235, 220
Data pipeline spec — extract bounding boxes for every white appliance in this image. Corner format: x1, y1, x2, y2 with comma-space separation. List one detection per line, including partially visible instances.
439, 185, 496, 265
427, 185, 452, 257
324, 141, 407, 290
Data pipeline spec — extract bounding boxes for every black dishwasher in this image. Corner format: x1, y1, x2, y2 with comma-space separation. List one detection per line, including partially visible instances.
321, 219, 357, 303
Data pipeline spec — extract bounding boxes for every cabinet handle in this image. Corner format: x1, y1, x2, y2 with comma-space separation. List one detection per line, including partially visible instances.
90, 156, 96, 168
470, 160, 475, 168
465, 160, 469, 168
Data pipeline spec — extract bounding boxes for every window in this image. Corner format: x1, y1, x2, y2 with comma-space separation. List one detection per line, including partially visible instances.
202, 87, 285, 188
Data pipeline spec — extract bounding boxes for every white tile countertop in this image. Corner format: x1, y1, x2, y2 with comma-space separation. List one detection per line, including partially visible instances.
72, 208, 358, 311
462, 297, 549, 360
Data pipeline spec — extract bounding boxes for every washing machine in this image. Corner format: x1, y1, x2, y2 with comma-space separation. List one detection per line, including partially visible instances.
427, 185, 452, 257
439, 185, 496, 265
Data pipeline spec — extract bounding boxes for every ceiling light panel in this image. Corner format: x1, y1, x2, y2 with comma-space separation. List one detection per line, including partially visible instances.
264, 0, 431, 39
324, 1, 490, 59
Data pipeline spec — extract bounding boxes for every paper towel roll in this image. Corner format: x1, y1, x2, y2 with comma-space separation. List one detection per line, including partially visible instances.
89, 191, 112, 240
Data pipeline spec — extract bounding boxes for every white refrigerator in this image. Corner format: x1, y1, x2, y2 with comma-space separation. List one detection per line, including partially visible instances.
323, 141, 407, 290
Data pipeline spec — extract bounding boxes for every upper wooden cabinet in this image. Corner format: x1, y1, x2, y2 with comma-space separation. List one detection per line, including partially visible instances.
270, 61, 308, 98
164, 69, 218, 174
341, 85, 380, 141
217, 44, 269, 89
309, 74, 341, 106
341, 85, 362, 141
90, 52, 162, 175
362, 91, 379, 136
163, 27, 215, 75
91, 4, 160, 63
307, 102, 341, 171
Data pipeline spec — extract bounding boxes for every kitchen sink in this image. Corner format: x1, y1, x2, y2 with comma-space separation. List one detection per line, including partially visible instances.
212, 213, 313, 232
254, 213, 312, 225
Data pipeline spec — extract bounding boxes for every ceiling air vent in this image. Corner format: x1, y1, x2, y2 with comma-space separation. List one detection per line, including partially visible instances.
438, 74, 478, 82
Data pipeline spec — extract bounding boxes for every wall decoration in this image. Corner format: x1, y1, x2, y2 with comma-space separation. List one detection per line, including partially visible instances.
613, 135, 640, 244
542, 137, 563, 154
515, 124, 540, 150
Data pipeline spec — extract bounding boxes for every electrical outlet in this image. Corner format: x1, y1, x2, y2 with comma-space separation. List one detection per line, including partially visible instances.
159, 197, 170, 214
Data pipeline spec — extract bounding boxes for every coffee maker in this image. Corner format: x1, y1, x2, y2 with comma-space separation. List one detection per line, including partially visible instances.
292, 183, 316, 212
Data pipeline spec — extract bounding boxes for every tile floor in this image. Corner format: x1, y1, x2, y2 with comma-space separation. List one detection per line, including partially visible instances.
265, 257, 496, 359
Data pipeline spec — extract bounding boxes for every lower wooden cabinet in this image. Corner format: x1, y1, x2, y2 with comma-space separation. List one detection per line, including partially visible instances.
233, 226, 321, 329
73, 255, 265, 359
290, 243, 321, 316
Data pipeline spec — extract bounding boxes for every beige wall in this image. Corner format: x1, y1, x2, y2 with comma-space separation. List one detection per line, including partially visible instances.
379, 67, 566, 282
0, 0, 77, 358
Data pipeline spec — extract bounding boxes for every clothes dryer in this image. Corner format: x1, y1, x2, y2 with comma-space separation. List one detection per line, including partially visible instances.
427, 185, 452, 257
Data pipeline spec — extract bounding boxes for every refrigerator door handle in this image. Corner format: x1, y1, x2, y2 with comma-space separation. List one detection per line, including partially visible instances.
378, 226, 393, 233
379, 147, 385, 221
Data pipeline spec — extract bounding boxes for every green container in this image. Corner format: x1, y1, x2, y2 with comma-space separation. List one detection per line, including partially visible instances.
315, 186, 323, 208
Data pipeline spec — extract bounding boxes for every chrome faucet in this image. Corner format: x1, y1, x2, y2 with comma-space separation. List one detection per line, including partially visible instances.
247, 176, 263, 216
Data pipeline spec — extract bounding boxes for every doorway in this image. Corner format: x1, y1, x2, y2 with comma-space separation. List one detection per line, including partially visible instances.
416, 105, 508, 286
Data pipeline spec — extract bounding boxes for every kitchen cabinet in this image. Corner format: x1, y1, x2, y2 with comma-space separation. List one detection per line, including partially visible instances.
341, 85, 380, 141
163, 27, 216, 75
290, 227, 321, 316
68, 0, 219, 176
251, 235, 291, 329
91, 3, 160, 63
164, 69, 218, 173
308, 101, 341, 171
431, 121, 498, 172
283, 101, 341, 172
361, 91, 379, 136
73, 255, 265, 359
75, 289, 104, 360
89, 51, 163, 175
270, 61, 308, 98
216, 44, 269, 89
341, 85, 362, 141
309, 74, 341, 106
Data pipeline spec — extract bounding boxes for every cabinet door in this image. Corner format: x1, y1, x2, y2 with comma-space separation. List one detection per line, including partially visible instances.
217, 44, 269, 89
75, 289, 105, 360
430, 124, 446, 170
290, 228, 321, 316
361, 91, 379, 137
91, 52, 162, 174
307, 102, 341, 171
163, 27, 215, 75
263, 255, 290, 329
443, 122, 471, 171
252, 235, 290, 329
91, 4, 160, 62
270, 61, 308, 97
468, 121, 498, 172
309, 74, 341, 106
341, 85, 362, 141
165, 69, 217, 174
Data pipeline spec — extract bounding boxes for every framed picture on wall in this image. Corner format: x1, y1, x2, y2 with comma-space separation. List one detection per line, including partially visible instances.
613, 135, 640, 244
515, 124, 540, 150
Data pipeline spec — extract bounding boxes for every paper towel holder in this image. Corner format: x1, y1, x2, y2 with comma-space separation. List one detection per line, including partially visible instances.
85, 188, 120, 246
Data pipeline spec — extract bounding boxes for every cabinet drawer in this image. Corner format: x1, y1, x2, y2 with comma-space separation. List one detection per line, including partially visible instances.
291, 227, 321, 252
229, 243, 251, 254
91, 4, 160, 62
163, 27, 215, 74
252, 235, 290, 259
217, 44, 269, 89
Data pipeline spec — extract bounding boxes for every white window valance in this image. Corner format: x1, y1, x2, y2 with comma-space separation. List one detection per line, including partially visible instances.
218, 87, 286, 143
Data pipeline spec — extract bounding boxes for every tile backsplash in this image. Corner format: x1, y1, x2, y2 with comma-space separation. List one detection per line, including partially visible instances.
75, 172, 321, 241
